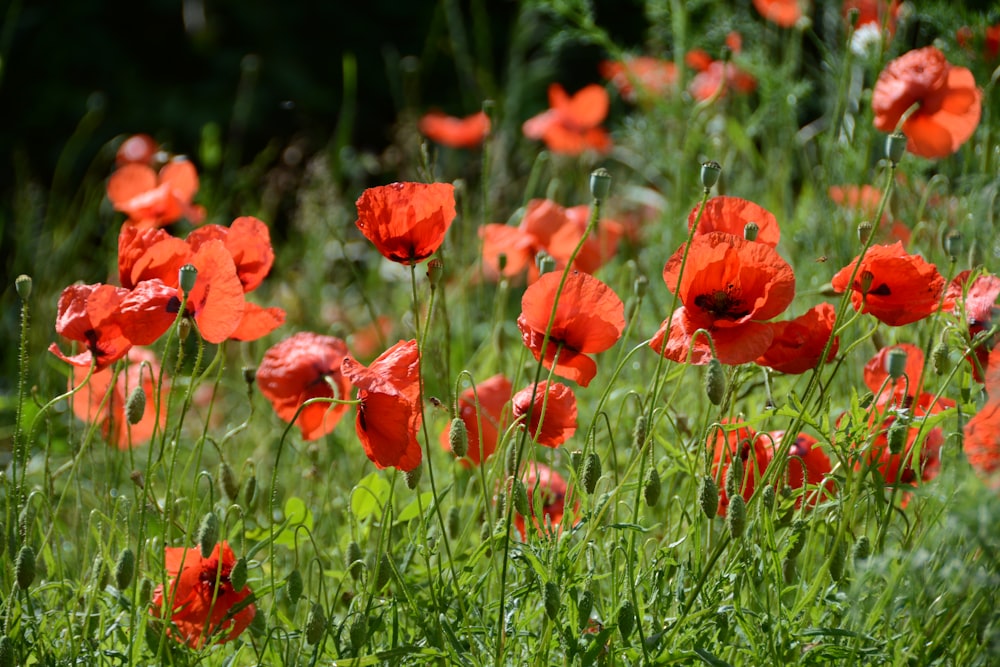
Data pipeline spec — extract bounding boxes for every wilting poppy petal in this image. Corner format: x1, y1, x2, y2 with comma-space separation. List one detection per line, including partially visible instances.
355, 182, 456, 264
441, 374, 512, 465
511, 381, 577, 448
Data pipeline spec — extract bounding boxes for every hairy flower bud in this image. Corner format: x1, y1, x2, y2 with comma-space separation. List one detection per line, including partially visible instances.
285, 568, 304, 605
699, 474, 719, 519
726, 495, 746, 539
887, 420, 907, 455
374, 553, 392, 591
577, 589, 594, 630
617, 599, 636, 641
125, 385, 146, 425
511, 478, 530, 517
346, 541, 364, 581
932, 341, 950, 376
306, 602, 327, 645
644, 466, 661, 507
724, 456, 744, 501
449, 417, 469, 458
230, 557, 248, 592
405, 464, 422, 490
705, 358, 726, 406
853, 535, 872, 566
196, 512, 219, 558
15, 546, 35, 590
582, 453, 601, 495
219, 462, 240, 502
349, 616, 368, 649
114, 548, 135, 590
543, 581, 560, 620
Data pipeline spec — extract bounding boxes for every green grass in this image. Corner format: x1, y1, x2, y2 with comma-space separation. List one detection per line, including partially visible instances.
3, 1, 1000, 665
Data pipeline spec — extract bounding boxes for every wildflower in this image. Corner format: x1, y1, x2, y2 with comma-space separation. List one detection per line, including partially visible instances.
517, 271, 625, 387
513, 462, 575, 539
756, 303, 838, 374
341, 340, 422, 471
957, 23, 1000, 62
511, 381, 577, 448
710, 420, 772, 517
831, 241, 944, 326
355, 182, 457, 264
418, 111, 490, 149
863, 342, 926, 405
752, 0, 802, 28
151, 542, 255, 648
440, 374, 512, 465
942, 270, 1000, 382
686, 42, 757, 102
115, 133, 159, 167
70, 347, 167, 449
522, 83, 612, 156
688, 196, 780, 247
651, 232, 796, 365
600, 56, 677, 102
49, 283, 133, 371
107, 157, 206, 228
872, 46, 982, 159
256, 332, 353, 441
769, 431, 835, 508
964, 400, 1000, 493
186, 216, 276, 293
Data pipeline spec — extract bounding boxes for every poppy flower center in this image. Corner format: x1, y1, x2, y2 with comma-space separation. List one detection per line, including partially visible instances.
199, 560, 233, 594
693, 285, 749, 319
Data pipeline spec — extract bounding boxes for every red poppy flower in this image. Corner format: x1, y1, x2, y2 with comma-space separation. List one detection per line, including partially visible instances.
964, 348, 1000, 492
957, 23, 1000, 62
70, 347, 167, 449
517, 270, 625, 387
858, 406, 946, 490
256, 332, 353, 441
107, 157, 206, 228
872, 46, 982, 159
418, 111, 491, 149
688, 196, 780, 247
341, 340, 422, 471
863, 343, 926, 406
49, 283, 133, 371
753, 0, 801, 27
768, 431, 835, 508
187, 217, 275, 293
756, 303, 838, 374
546, 204, 623, 275
600, 56, 677, 102
831, 242, 944, 326
710, 420, 772, 517
651, 232, 796, 365
440, 374, 512, 465
511, 381, 577, 448
844, 0, 900, 36
151, 541, 255, 648
943, 270, 1000, 382
355, 182, 456, 264
513, 462, 576, 539
686, 47, 757, 102
118, 226, 191, 290
522, 83, 612, 156
115, 133, 159, 167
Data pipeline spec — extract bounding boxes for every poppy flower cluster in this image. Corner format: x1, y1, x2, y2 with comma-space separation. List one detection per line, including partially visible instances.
871, 46, 982, 159
355, 182, 457, 265
480, 198, 623, 283
522, 83, 612, 156
600, 56, 677, 103
151, 542, 256, 648
418, 111, 491, 149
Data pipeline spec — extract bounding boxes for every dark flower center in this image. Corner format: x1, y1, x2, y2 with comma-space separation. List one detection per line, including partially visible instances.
693, 285, 749, 319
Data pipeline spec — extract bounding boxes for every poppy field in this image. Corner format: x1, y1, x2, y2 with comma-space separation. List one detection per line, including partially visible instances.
5, 1, 1000, 665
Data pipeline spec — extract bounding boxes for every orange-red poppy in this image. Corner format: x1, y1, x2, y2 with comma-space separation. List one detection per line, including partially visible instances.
49, 283, 133, 371
151, 541, 255, 648
440, 374, 512, 465
857, 405, 946, 491
517, 270, 625, 387
830, 241, 944, 326
710, 420, 772, 517
115, 133, 160, 167
768, 431, 835, 508
964, 399, 1000, 493
546, 204, 624, 275
957, 23, 1000, 62
513, 462, 576, 539
600, 56, 677, 103
107, 157, 206, 228
70, 347, 167, 449
688, 196, 780, 247
752, 0, 802, 27
418, 111, 490, 149
844, 0, 900, 36
355, 182, 456, 264
256, 332, 353, 441
511, 381, 577, 448
872, 46, 982, 159
118, 226, 191, 290
522, 83, 612, 156
863, 343, 926, 405
651, 232, 796, 365
341, 340, 422, 471
756, 303, 838, 374
187, 216, 275, 293
686, 44, 757, 102
943, 270, 1000, 382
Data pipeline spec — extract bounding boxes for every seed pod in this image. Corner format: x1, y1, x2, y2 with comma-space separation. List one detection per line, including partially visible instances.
114, 548, 135, 590
705, 358, 726, 406
700, 161, 722, 190
743, 222, 759, 242
285, 568, 304, 605
349, 616, 368, 649
857, 222, 874, 245
125, 385, 146, 425
884, 347, 908, 380
885, 131, 907, 164
577, 589, 594, 630
15, 546, 35, 590
196, 513, 219, 558
853, 535, 872, 566
582, 453, 601, 495
617, 599, 636, 641
511, 478, 529, 517
242, 366, 257, 386
305, 602, 327, 645
374, 553, 392, 591
726, 495, 746, 540
698, 474, 719, 519
404, 464, 422, 490
944, 230, 963, 260
447, 506, 461, 540
178, 264, 198, 295
346, 541, 363, 581
219, 462, 240, 502
14, 274, 32, 301
589, 167, 612, 201
643, 466, 661, 507
230, 557, 248, 592
543, 581, 560, 620
631, 413, 648, 450
724, 456, 744, 501
448, 417, 469, 458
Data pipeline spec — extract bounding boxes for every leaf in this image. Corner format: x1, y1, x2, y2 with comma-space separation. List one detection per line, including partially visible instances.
351, 472, 392, 521
245, 496, 314, 549
395, 492, 434, 524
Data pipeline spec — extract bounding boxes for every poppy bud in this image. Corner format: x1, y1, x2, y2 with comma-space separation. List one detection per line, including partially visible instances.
374, 553, 392, 591
761, 485, 775, 512
829, 538, 847, 582
306, 602, 327, 644
633, 274, 648, 299
700, 161, 722, 190
249, 608, 267, 636
853, 535, 871, 565
884, 347, 908, 380
285, 568, 304, 605
138, 577, 153, 605
349, 616, 368, 649
507, 478, 527, 517
570, 450, 584, 478
726, 495, 746, 539
885, 131, 907, 165
448, 417, 469, 458
724, 456, 743, 501
218, 462, 240, 502
617, 599, 636, 641
577, 589, 594, 629
0, 636, 13, 667
196, 512, 219, 558
244, 472, 258, 508
242, 366, 257, 386
705, 358, 726, 406
15, 545, 35, 590
427, 258, 444, 287
887, 420, 907, 455
944, 230, 963, 260
505, 442, 518, 478
543, 581, 560, 620
857, 223, 874, 245
346, 541, 364, 581
743, 222, 759, 242
447, 506, 461, 540
643, 466, 661, 506
114, 548, 135, 590
404, 464, 422, 489
932, 341, 950, 376
536, 251, 556, 275
15, 274, 31, 301
699, 474, 719, 519
582, 453, 601, 495
125, 385, 146, 426
589, 167, 612, 201
178, 264, 198, 296
632, 413, 648, 450
227, 556, 247, 592
785, 518, 807, 560
92, 555, 108, 589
